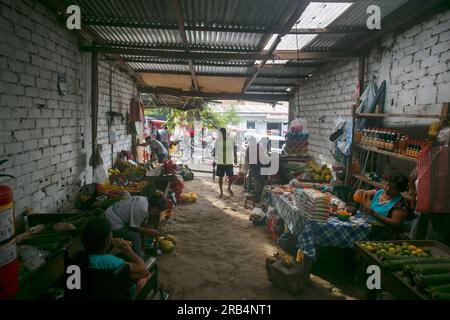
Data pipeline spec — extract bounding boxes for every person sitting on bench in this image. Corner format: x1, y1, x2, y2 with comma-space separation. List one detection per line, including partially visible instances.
105, 195, 159, 257
81, 217, 150, 297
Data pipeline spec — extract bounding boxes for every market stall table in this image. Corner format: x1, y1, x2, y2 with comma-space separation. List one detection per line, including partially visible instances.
268, 191, 371, 259
13, 213, 85, 299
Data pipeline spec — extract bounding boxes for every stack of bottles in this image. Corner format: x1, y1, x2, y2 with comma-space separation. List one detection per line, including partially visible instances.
355, 127, 426, 158
294, 188, 330, 222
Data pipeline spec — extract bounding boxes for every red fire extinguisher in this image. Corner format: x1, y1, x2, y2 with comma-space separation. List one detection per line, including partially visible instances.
0, 159, 18, 300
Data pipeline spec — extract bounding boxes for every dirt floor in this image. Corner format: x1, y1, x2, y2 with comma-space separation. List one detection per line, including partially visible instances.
156, 175, 364, 300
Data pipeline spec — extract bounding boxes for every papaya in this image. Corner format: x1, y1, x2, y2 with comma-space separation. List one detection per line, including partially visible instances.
353, 190, 366, 204
165, 235, 177, 244
159, 239, 175, 253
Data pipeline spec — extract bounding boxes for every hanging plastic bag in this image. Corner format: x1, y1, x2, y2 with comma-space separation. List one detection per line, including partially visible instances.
289, 118, 308, 133
355, 80, 378, 129
18, 245, 49, 273
437, 127, 450, 145
93, 166, 109, 184
109, 128, 119, 144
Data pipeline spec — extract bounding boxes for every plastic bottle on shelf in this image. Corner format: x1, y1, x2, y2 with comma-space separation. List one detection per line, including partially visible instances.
394, 132, 400, 153
375, 128, 381, 149
389, 131, 394, 151
355, 129, 362, 144
406, 141, 413, 157
382, 129, 388, 150
399, 136, 407, 154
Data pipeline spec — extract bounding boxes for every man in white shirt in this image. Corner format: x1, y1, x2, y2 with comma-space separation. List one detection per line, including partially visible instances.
213, 128, 237, 198
105, 196, 158, 257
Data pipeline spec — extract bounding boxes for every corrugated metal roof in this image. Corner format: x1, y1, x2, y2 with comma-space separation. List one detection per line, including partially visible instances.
330, 0, 410, 49
252, 77, 300, 85
286, 60, 324, 66
66, 0, 175, 23
91, 27, 262, 50
194, 65, 248, 75
128, 62, 190, 73
68, 0, 294, 29
91, 26, 182, 46
276, 34, 318, 50
303, 33, 347, 50
272, 2, 352, 51
121, 56, 188, 64
248, 85, 290, 92
294, 2, 353, 28
260, 65, 319, 77
61, 0, 421, 97
186, 30, 263, 50
181, 0, 294, 28
329, 0, 409, 27
194, 60, 254, 66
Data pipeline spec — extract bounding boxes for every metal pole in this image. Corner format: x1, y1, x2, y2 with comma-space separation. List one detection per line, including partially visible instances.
91, 52, 98, 174
109, 63, 114, 168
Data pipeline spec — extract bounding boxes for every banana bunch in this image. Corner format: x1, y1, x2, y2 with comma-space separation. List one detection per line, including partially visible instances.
108, 168, 121, 175
274, 251, 295, 268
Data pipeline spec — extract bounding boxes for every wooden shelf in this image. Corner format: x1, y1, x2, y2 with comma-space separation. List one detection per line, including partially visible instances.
355, 113, 445, 119
280, 156, 311, 162
355, 145, 417, 162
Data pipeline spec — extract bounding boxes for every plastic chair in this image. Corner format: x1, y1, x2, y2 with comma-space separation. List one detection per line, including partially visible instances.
64, 250, 166, 300
64, 250, 131, 300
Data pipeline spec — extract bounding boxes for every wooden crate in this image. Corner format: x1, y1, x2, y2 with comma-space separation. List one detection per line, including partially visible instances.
354, 240, 450, 300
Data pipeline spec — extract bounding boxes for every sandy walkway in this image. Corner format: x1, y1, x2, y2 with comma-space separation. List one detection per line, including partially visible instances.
156, 176, 356, 300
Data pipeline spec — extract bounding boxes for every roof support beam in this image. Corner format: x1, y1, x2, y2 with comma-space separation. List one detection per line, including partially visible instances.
170, 0, 199, 91
84, 20, 374, 35
82, 45, 358, 61
139, 87, 290, 102
104, 42, 259, 53
290, 27, 376, 34
273, 50, 360, 60
138, 70, 310, 79
82, 46, 273, 60
243, 0, 311, 92
125, 58, 326, 68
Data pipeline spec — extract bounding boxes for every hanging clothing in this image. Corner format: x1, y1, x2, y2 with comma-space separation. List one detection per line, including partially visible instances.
129, 97, 144, 122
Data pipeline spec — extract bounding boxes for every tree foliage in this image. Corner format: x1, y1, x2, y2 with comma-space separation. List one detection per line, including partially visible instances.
144, 104, 240, 131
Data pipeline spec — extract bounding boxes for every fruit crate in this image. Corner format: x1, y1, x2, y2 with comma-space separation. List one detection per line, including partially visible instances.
355, 240, 450, 300
355, 240, 450, 264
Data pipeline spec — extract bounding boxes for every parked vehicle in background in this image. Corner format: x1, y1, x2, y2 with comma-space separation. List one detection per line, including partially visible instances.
241, 132, 285, 156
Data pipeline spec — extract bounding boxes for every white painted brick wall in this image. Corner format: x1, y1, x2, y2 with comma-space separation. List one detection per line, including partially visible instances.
291, 59, 359, 165
291, 10, 450, 164
97, 61, 135, 168
0, 0, 137, 221
367, 10, 450, 124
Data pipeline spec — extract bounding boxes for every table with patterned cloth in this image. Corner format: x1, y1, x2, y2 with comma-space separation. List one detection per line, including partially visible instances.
268, 191, 371, 259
